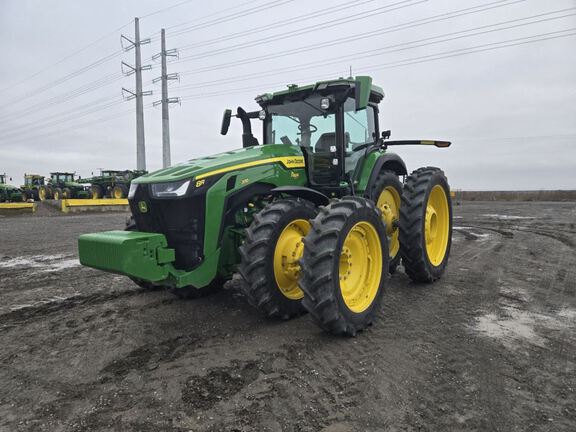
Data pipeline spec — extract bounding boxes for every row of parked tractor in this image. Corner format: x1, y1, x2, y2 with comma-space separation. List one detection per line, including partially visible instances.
0, 170, 146, 202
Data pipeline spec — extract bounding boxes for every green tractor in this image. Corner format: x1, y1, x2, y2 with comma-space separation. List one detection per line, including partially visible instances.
0, 174, 24, 202
80, 169, 147, 199
21, 174, 51, 201
79, 76, 453, 336
49, 172, 90, 200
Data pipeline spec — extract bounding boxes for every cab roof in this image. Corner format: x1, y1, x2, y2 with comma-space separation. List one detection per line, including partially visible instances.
255, 75, 384, 109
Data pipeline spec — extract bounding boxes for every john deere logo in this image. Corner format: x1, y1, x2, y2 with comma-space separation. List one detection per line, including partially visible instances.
138, 201, 148, 213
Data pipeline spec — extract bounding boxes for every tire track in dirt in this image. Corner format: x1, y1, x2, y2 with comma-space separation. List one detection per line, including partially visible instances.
0, 288, 169, 327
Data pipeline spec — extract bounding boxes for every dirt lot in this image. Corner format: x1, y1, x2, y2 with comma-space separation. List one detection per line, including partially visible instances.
0, 201, 575, 432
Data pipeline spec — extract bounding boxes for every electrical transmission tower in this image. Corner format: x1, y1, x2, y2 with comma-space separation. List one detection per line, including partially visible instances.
121, 17, 152, 171
153, 28, 180, 169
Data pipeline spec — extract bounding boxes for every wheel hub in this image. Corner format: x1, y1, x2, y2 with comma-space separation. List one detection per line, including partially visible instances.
273, 219, 310, 300
376, 187, 401, 258
424, 185, 450, 266
339, 222, 383, 313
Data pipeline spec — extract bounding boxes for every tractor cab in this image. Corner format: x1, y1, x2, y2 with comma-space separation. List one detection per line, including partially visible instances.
50, 172, 76, 184
24, 174, 45, 187
222, 76, 384, 196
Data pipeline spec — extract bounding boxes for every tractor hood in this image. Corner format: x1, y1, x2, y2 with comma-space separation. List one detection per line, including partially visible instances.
134, 144, 305, 184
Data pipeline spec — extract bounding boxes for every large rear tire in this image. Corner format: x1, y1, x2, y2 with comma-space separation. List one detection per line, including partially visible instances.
366, 169, 403, 274
239, 198, 318, 320
53, 188, 63, 200
62, 188, 73, 199
90, 185, 103, 199
300, 197, 388, 336
38, 186, 49, 201
112, 184, 128, 199
399, 167, 452, 282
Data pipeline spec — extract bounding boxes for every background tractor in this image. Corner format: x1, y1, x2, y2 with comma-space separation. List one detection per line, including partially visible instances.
79, 76, 453, 336
49, 172, 89, 200
80, 169, 147, 199
0, 174, 23, 202
21, 174, 50, 201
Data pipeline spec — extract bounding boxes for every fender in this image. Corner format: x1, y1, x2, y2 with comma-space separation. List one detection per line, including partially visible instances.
365, 152, 407, 193
271, 186, 330, 206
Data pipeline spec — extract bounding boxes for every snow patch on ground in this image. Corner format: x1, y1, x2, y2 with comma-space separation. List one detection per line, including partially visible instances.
482, 214, 536, 220
0, 254, 80, 272
473, 307, 576, 349
453, 226, 491, 240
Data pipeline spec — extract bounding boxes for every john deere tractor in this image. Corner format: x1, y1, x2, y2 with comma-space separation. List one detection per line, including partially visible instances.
80, 169, 147, 199
79, 76, 452, 336
49, 172, 89, 199
21, 174, 50, 201
0, 174, 23, 202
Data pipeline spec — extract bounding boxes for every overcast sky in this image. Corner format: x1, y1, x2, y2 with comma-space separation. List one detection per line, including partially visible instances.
0, 0, 575, 190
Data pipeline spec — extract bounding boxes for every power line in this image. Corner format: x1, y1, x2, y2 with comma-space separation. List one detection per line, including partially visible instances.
0, 20, 132, 96
173, 6, 575, 94
139, 0, 197, 20
5, 6, 572, 139
177, 0, 426, 62
167, 0, 294, 34
171, 0, 527, 74
6, 28, 574, 146
0, 72, 123, 123
175, 0, 377, 52
177, 29, 576, 102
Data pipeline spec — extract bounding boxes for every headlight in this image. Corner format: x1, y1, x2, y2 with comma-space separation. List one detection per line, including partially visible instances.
150, 179, 190, 198
128, 183, 138, 199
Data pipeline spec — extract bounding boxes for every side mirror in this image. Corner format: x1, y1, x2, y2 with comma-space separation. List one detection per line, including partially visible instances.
221, 109, 232, 135
382, 130, 391, 140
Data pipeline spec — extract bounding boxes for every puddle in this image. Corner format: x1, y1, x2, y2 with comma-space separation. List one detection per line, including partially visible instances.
473, 307, 576, 349
482, 214, 535, 220
0, 254, 80, 273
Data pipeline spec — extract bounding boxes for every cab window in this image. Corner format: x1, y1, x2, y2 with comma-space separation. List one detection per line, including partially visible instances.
343, 98, 376, 151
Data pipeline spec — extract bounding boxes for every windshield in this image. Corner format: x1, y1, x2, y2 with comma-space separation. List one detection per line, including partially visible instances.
265, 95, 336, 151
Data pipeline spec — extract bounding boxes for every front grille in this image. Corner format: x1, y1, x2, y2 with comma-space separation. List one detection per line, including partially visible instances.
130, 185, 205, 271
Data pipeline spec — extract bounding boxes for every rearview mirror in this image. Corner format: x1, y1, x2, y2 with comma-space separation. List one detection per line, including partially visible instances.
221, 109, 232, 135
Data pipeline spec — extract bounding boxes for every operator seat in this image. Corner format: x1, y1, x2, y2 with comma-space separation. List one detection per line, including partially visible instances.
314, 133, 336, 152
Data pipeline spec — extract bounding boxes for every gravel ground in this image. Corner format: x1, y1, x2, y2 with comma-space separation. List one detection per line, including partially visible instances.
0, 201, 575, 432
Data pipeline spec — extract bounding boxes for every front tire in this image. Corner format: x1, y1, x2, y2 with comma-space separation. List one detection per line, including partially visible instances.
300, 197, 388, 336
239, 198, 318, 320
399, 167, 452, 282
366, 169, 403, 273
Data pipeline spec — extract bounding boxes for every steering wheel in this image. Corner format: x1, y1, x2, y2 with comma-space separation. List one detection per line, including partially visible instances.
298, 124, 318, 134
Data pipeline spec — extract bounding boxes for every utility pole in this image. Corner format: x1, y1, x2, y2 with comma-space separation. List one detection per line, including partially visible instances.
153, 28, 179, 169
121, 18, 152, 171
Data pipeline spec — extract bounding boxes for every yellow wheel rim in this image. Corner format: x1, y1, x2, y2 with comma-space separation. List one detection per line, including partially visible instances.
339, 221, 383, 313
113, 188, 123, 199
38, 188, 46, 201
273, 219, 310, 300
92, 190, 99, 199
425, 185, 450, 266
54, 192, 59, 200
376, 186, 401, 259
